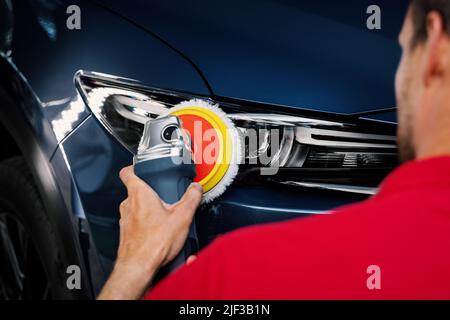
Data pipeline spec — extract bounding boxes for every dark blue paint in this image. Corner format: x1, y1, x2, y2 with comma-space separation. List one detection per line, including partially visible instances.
360, 110, 397, 124
11, 0, 210, 142
96, 0, 408, 114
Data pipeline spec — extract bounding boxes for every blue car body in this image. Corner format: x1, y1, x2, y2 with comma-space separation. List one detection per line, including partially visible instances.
0, 0, 407, 298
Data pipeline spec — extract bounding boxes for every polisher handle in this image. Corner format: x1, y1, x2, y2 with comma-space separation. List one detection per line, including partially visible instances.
134, 157, 198, 281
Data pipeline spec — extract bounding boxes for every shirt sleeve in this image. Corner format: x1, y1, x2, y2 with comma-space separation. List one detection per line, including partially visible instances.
143, 236, 227, 300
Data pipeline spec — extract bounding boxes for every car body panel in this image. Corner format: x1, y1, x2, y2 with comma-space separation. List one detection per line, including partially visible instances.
359, 109, 397, 124
10, 0, 211, 146
95, 0, 408, 114
0, 55, 92, 298
0, 0, 13, 54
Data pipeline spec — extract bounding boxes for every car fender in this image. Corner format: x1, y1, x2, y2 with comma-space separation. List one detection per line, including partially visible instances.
0, 55, 92, 299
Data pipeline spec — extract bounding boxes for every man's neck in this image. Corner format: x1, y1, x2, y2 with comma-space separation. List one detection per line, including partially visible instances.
415, 122, 450, 160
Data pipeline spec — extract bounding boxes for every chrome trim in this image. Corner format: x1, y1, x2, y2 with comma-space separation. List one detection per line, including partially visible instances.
228, 113, 346, 128
279, 181, 378, 195
270, 127, 295, 167
225, 203, 330, 215
295, 127, 397, 149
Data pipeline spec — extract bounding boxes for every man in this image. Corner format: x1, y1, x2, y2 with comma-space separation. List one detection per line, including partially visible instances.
99, 0, 450, 299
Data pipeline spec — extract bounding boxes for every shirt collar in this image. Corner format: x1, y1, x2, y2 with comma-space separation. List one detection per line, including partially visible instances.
376, 156, 450, 198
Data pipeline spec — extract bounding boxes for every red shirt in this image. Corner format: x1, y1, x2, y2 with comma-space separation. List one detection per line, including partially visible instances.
145, 156, 450, 299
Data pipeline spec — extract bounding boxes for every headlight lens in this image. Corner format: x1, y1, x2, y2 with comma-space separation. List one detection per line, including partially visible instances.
76, 71, 398, 195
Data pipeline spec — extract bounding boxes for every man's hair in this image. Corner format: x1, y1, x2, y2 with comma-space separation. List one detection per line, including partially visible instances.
410, 0, 450, 47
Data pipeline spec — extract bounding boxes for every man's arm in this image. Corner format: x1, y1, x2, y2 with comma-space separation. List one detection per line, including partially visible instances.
97, 166, 203, 300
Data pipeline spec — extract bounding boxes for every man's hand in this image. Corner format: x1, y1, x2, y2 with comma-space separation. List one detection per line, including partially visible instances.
98, 166, 203, 300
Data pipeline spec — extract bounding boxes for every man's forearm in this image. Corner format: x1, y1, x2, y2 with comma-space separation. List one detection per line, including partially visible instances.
97, 167, 202, 300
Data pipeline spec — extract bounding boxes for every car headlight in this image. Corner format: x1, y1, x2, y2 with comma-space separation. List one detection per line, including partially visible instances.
76, 70, 398, 195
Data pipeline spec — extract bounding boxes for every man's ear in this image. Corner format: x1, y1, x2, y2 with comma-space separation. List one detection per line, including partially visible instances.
423, 11, 446, 87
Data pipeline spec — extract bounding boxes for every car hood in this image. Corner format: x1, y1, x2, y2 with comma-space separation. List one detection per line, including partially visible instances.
96, 0, 408, 115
